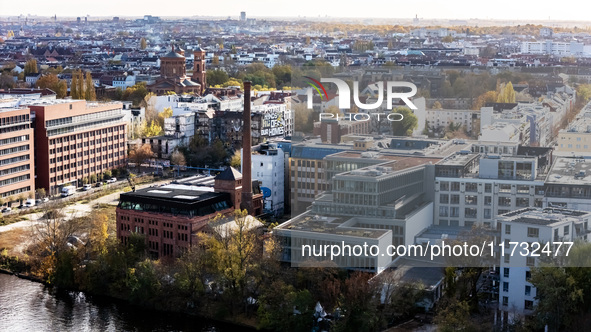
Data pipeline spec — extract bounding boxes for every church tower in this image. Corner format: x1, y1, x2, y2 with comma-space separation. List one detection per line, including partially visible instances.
193, 47, 206, 94
160, 45, 186, 80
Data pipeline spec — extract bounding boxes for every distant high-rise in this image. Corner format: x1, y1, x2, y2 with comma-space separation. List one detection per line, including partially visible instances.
240, 11, 246, 22
77, 17, 81, 24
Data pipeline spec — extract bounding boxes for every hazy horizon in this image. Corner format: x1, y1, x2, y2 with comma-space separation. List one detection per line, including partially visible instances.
2, 0, 591, 24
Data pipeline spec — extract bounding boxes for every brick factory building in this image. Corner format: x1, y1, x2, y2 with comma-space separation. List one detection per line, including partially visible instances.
116, 167, 263, 258
24, 99, 127, 195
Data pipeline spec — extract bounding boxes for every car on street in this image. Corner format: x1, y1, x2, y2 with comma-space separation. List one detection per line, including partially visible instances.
83, 184, 92, 191
2, 207, 11, 213
106, 178, 117, 184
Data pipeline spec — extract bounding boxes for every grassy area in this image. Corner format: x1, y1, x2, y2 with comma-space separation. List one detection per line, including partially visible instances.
0, 228, 29, 256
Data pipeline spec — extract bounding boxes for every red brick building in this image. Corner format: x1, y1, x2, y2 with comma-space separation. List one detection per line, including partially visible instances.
147, 46, 205, 95
24, 100, 127, 195
116, 167, 263, 258
0, 107, 35, 203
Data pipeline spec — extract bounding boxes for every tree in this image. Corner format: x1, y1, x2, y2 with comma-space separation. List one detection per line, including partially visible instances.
35, 188, 46, 199
473, 90, 499, 110
139, 37, 147, 50
442, 35, 454, 43
391, 107, 418, 136
36, 74, 67, 98
170, 150, 186, 167
143, 120, 162, 137
129, 144, 153, 171
85, 71, 96, 101
206, 69, 229, 86
90, 174, 97, 183
200, 209, 262, 312
24, 59, 38, 75
71, 72, 78, 99
157, 107, 173, 128
103, 170, 112, 179
432, 101, 443, 109
30, 202, 82, 283
230, 150, 241, 169
496, 82, 516, 103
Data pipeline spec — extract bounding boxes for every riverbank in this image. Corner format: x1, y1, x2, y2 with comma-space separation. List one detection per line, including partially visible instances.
0, 265, 260, 331
0, 273, 254, 332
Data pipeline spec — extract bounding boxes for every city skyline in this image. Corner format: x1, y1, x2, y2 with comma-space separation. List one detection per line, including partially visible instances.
1, 0, 590, 22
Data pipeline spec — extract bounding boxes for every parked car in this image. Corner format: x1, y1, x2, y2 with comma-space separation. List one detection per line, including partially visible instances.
2, 207, 11, 213
24, 198, 36, 208
106, 178, 117, 184
95, 182, 104, 187
82, 184, 92, 191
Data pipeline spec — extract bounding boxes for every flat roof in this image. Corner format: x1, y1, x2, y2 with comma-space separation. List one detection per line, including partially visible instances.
276, 213, 389, 239
546, 157, 591, 185
499, 207, 591, 226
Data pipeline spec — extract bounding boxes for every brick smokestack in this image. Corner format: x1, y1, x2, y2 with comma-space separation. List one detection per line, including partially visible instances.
240, 81, 253, 214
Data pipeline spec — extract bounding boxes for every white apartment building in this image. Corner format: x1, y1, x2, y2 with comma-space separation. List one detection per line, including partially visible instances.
244, 143, 286, 216
521, 41, 584, 56
497, 208, 591, 314
426, 109, 477, 133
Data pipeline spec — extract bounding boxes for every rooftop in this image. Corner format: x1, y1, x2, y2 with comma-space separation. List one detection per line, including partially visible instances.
499, 207, 591, 226
546, 157, 591, 185
275, 213, 389, 239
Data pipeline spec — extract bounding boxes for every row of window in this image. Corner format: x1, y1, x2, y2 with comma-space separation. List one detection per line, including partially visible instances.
49, 161, 122, 182
0, 174, 30, 187
48, 126, 125, 145
0, 124, 30, 134
0, 135, 29, 147
0, 154, 30, 166
1, 114, 29, 127
0, 164, 30, 177
0, 144, 29, 157
0, 185, 30, 198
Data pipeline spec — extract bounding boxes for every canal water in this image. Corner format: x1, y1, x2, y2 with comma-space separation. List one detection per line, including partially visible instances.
0, 273, 251, 332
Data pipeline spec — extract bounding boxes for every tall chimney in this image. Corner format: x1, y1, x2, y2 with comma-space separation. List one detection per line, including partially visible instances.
240, 81, 253, 214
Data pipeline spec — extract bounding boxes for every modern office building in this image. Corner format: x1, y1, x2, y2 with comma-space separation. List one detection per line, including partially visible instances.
275, 156, 438, 272
0, 107, 35, 202
434, 153, 547, 227
24, 100, 127, 195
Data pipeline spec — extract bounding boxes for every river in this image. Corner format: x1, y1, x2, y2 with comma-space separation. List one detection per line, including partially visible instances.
0, 273, 253, 332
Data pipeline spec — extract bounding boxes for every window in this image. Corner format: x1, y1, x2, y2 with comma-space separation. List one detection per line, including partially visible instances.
525, 285, 531, 296
524, 300, 534, 310
526, 257, 535, 267
451, 182, 460, 191
499, 184, 512, 193
484, 196, 492, 206
503, 282, 509, 292
485, 183, 492, 193
484, 209, 491, 219
439, 206, 449, 217
439, 194, 449, 204
450, 195, 460, 204
527, 227, 539, 238
505, 224, 511, 235
564, 225, 570, 236
465, 195, 478, 205
465, 183, 478, 192
502, 296, 508, 306
526, 271, 531, 281
499, 197, 512, 207
504, 268, 509, 278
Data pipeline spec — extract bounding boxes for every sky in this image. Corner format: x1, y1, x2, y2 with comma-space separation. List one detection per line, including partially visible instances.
2, 0, 591, 22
